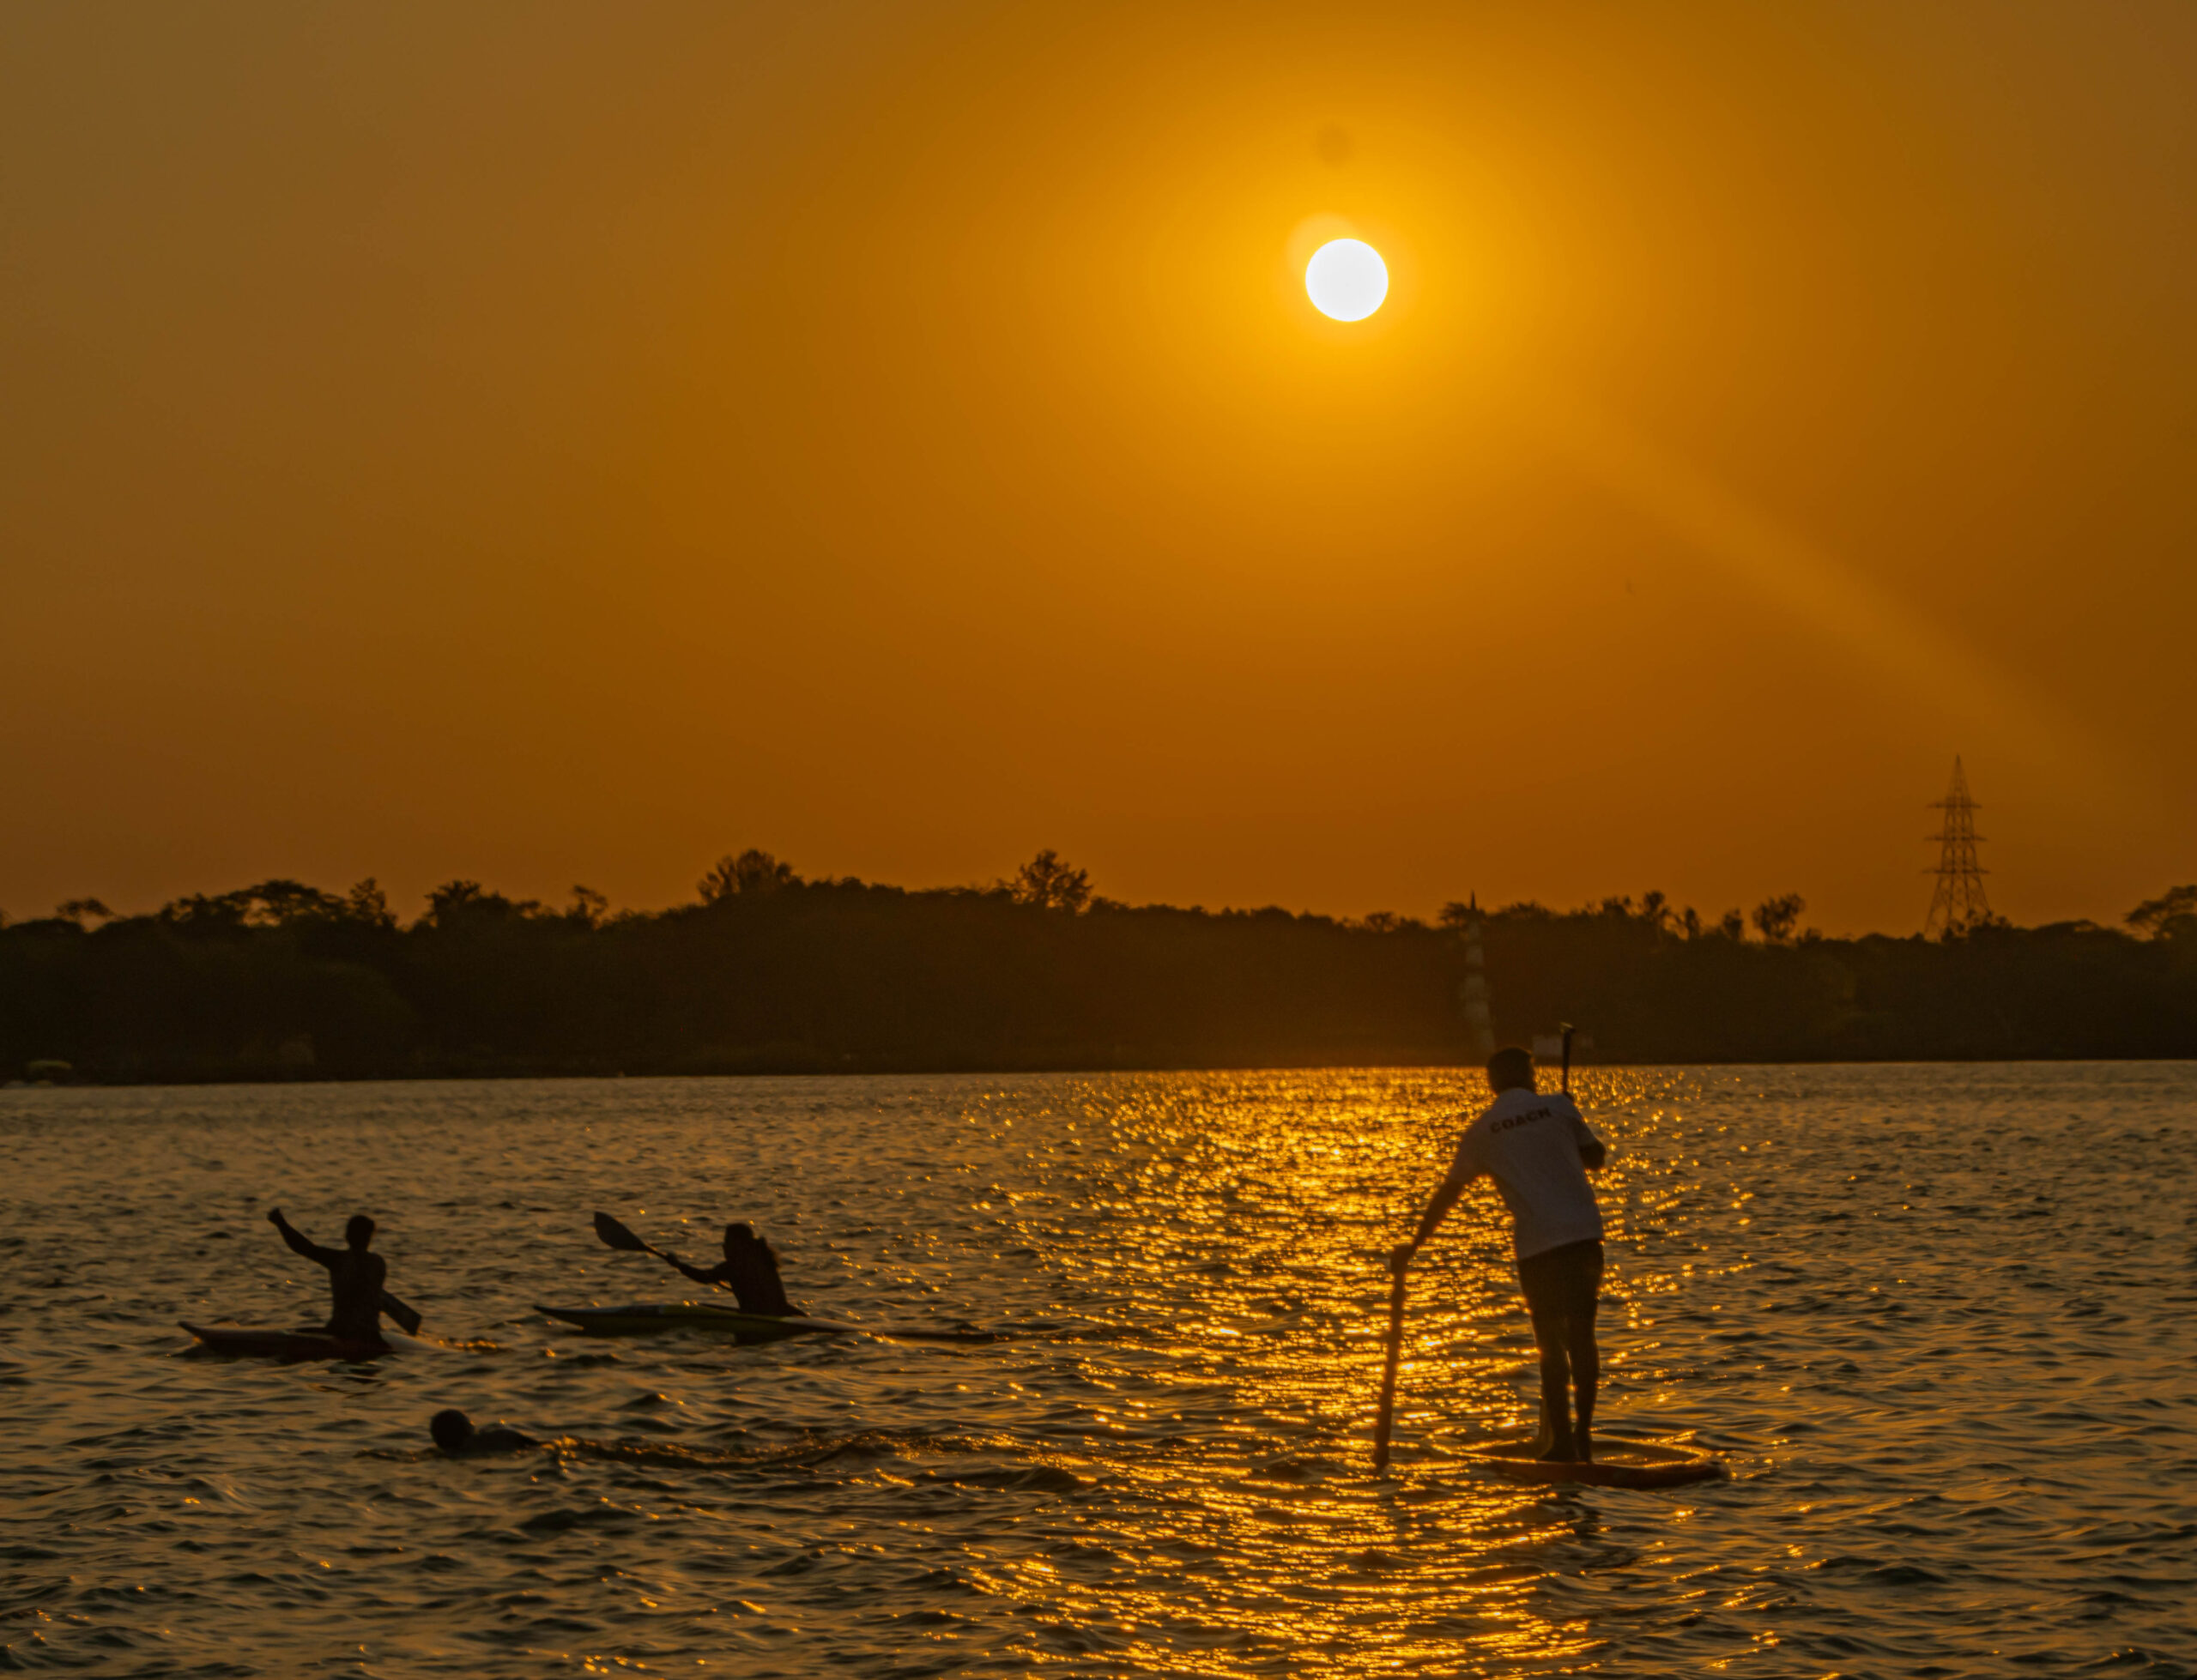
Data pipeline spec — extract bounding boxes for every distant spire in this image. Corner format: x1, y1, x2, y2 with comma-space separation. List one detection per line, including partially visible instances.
1923, 756, 1991, 939
1458, 892, 1495, 1057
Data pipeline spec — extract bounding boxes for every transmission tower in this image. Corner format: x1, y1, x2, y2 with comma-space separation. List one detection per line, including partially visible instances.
1923, 756, 1991, 938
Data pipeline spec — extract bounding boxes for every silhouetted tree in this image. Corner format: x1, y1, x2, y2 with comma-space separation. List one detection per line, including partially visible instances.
159, 880, 353, 931
1752, 893, 1806, 944
340, 879, 397, 930
55, 898, 115, 925
3, 869, 2192, 1080
425, 880, 537, 928
699, 849, 799, 903
2127, 885, 2197, 940
245, 880, 342, 922
1012, 849, 1092, 914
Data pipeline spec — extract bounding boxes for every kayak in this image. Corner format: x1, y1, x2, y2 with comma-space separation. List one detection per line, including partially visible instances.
1463, 1435, 1724, 1490
181, 1321, 392, 1362
537, 1302, 997, 1345
540, 1302, 813, 1341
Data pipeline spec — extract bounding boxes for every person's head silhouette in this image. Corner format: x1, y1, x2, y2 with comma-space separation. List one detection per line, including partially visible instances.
429, 1409, 472, 1451
1486, 1046, 1536, 1094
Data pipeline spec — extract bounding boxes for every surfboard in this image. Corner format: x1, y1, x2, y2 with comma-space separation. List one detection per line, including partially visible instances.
181, 1321, 392, 1362
1463, 1435, 1724, 1489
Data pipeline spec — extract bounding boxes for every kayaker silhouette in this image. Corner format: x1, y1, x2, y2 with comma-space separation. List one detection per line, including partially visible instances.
1390, 1046, 1610, 1462
668, 1222, 797, 1316
429, 1408, 538, 1455
266, 1207, 421, 1348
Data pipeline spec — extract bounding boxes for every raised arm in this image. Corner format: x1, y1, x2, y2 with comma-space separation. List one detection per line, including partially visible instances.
267, 1207, 339, 1266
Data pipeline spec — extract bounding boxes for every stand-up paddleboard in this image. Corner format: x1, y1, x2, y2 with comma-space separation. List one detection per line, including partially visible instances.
536, 1302, 996, 1345
181, 1321, 393, 1362
1464, 1435, 1724, 1489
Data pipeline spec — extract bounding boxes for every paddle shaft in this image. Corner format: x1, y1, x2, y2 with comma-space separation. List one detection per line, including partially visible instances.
1371, 1266, 1407, 1470
1559, 1022, 1575, 1095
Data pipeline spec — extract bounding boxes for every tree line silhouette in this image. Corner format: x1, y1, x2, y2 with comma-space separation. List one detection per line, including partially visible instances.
3, 854, 2192, 1082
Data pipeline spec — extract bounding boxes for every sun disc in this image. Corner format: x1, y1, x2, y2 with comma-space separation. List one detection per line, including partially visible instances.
1305, 238, 1388, 322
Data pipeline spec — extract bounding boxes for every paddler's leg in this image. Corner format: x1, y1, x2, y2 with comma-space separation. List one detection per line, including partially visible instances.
1524, 1292, 1577, 1461
1564, 1315, 1598, 1462
1565, 1243, 1606, 1462
1535, 1338, 1575, 1459
1522, 1243, 1601, 1460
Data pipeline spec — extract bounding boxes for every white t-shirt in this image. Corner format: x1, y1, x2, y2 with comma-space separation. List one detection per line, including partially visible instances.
1444, 1087, 1605, 1260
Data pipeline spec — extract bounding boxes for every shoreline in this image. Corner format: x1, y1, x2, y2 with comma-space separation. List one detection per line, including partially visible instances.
9, 1051, 2194, 1091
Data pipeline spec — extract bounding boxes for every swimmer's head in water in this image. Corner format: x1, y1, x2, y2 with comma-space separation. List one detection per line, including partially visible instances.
430, 1409, 472, 1451
345, 1213, 376, 1249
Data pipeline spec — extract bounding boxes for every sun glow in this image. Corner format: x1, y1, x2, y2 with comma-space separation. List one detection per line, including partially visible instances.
1304, 239, 1389, 321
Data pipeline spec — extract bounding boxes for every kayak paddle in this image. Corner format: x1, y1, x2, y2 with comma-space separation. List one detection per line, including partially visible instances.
1371, 1260, 1407, 1470
593, 1210, 680, 1266
379, 1290, 424, 1335
1559, 1021, 1575, 1095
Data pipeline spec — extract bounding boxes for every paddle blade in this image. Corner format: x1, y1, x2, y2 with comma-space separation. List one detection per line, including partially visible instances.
380, 1290, 423, 1336
593, 1211, 652, 1254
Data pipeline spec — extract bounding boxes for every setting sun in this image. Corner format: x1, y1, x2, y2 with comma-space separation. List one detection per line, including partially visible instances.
1305, 237, 1389, 321
6, 9, 2197, 1676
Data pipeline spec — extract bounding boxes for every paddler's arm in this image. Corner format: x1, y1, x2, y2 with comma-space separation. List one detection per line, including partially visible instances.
668, 1256, 727, 1289
1389, 1169, 1474, 1272
267, 1207, 339, 1266
1561, 1097, 1607, 1171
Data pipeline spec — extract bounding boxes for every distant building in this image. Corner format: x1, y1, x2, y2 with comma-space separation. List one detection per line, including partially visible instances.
1457, 895, 1494, 1059
1531, 1032, 1592, 1065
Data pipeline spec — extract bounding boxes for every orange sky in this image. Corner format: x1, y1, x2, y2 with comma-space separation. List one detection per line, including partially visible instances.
3, 3, 2192, 934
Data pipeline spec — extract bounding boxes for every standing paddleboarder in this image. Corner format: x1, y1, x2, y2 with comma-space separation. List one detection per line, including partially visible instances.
1390, 1046, 1609, 1462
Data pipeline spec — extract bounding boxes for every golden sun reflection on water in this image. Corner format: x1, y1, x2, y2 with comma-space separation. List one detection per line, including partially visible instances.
973, 1068, 1704, 1669
6, 1065, 2189, 1675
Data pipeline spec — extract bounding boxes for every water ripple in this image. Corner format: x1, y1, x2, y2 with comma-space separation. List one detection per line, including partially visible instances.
1, 1064, 2192, 1676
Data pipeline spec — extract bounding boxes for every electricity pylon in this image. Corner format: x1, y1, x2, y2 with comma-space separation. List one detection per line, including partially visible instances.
1923, 756, 1991, 939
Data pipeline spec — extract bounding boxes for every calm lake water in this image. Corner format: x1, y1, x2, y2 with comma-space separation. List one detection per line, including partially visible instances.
2, 1065, 2191, 1677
